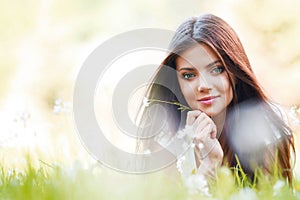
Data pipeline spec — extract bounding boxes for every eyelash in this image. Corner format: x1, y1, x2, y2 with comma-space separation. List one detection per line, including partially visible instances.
211, 66, 225, 74
181, 66, 225, 80
182, 73, 195, 79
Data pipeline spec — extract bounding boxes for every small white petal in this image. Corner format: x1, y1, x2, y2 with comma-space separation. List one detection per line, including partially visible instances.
55, 99, 62, 105
273, 180, 285, 196
143, 149, 151, 155
197, 143, 204, 149
143, 97, 150, 107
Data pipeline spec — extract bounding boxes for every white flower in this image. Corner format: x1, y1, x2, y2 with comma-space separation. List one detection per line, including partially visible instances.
289, 106, 299, 126
184, 174, 210, 196
176, 126, 194, 139
143, 149, 151, 155
20, 111, 30, 122
176, 155, 186, 173
143, 97, 150, 107
55, 98, 62, 105
53, 99, 72, 114
53, 99, 62, 114
53, 105, 61, 114
176, 130, 185, 139
273, 180, 285, 196
7, 168, 14, 177
190, 143, 196, 149
297, 107, 300, 114
229, 187, 258, 200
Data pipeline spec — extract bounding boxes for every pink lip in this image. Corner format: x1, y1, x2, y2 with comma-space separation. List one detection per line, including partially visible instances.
198, 96, 219, 105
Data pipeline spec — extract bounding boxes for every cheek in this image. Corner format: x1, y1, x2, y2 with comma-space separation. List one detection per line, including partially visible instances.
180, 83, 194, 96
224, 79, 233, 103
218, 75, 233, 102
178, 79, 196, 100
227, 86, 233, 103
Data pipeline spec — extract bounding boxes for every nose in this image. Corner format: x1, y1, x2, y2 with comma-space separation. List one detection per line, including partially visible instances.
197, 76, 211, 92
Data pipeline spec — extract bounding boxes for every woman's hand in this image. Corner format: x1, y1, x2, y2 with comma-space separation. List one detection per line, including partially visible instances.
186, 110, 224, 176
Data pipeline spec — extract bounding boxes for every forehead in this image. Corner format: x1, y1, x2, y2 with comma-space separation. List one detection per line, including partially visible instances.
176, 43, 220, 69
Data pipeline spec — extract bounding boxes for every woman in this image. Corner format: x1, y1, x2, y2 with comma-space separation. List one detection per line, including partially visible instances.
137, 14, 295, 183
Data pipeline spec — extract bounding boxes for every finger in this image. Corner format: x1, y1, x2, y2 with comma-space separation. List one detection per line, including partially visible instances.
200, 137, 219, 154
194, 120, 210, 136
192, 112, 210, 129
203, 123, 217, 139
193, 113, 215, 134
192, 114, 213, 142
186, 110, 202, 126
205, 138, 223, 160
195, 113, 217, 139
210, 123, 217, 139
193, 124, 212, 144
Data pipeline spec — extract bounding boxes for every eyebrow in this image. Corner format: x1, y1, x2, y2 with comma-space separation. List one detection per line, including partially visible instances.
177, 60, 222, 71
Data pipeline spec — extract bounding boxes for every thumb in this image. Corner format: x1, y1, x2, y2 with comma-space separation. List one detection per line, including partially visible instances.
210, 124, 217, 139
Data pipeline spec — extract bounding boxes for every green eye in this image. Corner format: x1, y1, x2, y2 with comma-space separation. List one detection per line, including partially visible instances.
211, 66, 224, 74
182, 73, 195, 79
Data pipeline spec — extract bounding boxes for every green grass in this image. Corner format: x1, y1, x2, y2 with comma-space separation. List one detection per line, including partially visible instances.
0, 107, 299, 199
0, 160, 188, 200
0, 157, 299, 200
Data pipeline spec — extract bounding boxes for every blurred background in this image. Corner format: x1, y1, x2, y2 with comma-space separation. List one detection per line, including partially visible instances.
0, 0, 300, 176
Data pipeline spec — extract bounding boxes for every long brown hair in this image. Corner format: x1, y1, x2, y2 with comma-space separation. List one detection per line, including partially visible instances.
138, 14, 295, 183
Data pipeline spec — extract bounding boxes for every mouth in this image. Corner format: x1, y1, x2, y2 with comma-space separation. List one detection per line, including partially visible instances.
197, 95, 220, 105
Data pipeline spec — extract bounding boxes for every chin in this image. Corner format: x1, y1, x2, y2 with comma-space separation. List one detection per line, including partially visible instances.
205, 112, 214, 117
199, 110, 213, 117
203, 109, 222, 118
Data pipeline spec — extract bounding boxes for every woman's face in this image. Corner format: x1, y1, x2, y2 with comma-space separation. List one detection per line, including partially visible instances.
176, 43, 233, 117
